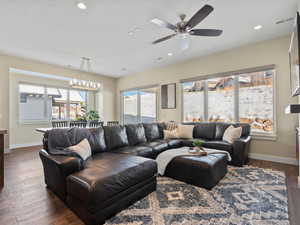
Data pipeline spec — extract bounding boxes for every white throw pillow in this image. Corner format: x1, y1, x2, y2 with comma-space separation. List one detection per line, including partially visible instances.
164, 129, 179, 139
223, 125, 242, 143
177, 124, 194, 139
67, 138, 91, 161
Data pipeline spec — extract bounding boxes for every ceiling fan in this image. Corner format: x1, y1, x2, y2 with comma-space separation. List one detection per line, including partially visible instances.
151, 4, 223, 50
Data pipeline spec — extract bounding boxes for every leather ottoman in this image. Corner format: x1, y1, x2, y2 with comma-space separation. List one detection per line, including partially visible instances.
164, 153, 227, 189
66, 153, 157, 225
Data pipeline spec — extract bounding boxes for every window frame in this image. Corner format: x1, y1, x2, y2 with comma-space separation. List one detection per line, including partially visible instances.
120, 85, 158, 124
180, 65, 277, 139
18, 82, 92, 124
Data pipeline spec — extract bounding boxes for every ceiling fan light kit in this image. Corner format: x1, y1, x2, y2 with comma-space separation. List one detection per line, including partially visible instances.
151, 4, 223, 50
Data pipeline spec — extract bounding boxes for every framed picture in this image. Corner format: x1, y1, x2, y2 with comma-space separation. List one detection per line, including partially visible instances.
161, 83, 176, 109
289, 12, 300, 96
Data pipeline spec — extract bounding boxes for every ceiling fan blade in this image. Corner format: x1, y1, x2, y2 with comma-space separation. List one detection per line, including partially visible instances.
190, 29, 223, 36
185, 5, 214, 29
152, 33, 177, 44
180, 36, 190, 51
151, 18, 177, 31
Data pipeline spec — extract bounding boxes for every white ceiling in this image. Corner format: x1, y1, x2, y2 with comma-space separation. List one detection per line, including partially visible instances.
0, 0, 297, 77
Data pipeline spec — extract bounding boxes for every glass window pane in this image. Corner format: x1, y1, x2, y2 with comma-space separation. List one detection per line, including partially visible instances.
208, 76, 235, 122
19, 84, 46, 121
69, 90, 87, 120
123, 91, 138, 124
140, 88, 157, 123
239, 70, 274, 134
183, 81, 205, 122
49, 88, 68, 120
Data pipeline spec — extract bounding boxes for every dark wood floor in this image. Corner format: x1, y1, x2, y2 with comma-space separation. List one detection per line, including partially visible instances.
1, 147, 299, 225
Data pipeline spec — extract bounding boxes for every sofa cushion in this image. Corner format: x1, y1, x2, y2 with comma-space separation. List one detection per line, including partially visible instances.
47, 127, 107, 154
104, 125, 129, 150
157, 122, 166, 139
125, 124, 147, 146
114, 146, 154, 158
143, 123, 160, 141
66, 153, 157, 213
203, 141, 233, 153
165, 139, 182, 148
47, 128, 74, 150
215, 123, 231, 140
140, 141, 169, 154
189, 123, 216, 140
89, 127, 107, 153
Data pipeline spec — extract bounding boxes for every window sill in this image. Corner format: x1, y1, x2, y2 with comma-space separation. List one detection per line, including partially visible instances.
251, 134, 277, 141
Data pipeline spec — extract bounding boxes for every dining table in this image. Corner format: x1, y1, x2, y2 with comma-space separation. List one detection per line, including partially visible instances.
35, 127, 95, 134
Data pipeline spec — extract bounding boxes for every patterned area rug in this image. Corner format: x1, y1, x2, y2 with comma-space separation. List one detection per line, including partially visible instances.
106, 166, 289, 225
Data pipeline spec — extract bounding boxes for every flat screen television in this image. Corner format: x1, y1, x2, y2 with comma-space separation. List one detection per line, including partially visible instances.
289, 12, 300, 96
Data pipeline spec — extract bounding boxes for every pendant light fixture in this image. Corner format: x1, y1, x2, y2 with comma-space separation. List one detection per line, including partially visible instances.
69, 57, 101, 91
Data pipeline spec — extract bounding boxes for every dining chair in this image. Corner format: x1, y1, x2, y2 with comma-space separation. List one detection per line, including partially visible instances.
70, 121, 87, 128
52, 120, 69, 128
107, 121, 119, 126
89, 121, 104, 128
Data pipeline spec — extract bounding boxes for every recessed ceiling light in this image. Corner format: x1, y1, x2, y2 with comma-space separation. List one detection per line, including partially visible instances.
77, 2, 87, 10
254, 25, 263, 30
167, 53, 173, 56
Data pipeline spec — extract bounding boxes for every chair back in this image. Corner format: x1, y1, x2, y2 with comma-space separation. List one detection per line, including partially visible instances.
52, 121, 69, 128
70, 121, 87, 128
89, 121, 104, 128
107, 121, 119, 126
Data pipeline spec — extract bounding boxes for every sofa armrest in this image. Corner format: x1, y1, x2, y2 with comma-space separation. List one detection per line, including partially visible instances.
232, 136, 252, 166
39, 149, 82, 200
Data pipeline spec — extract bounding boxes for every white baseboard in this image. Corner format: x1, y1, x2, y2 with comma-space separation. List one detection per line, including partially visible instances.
9, 142, 42, 150
249, 153, 298, 165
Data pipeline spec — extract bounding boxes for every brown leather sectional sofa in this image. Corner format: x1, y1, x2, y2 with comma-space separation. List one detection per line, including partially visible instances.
39, 122, 251, 225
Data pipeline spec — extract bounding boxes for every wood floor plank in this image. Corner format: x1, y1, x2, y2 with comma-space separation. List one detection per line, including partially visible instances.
1, 147, 299, 225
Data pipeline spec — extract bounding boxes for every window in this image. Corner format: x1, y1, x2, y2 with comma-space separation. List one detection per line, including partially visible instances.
123, 91, 138, 124
69, 90, 87, 120
208, 76, 235, 122
19, 84, 48, 122
140, 89, 157, 123
183, 81, 205, 122
19, 83, 91, 122
122, 87, 157, 124
238, 71, 274, 134
182, 67, 275, 136
49, 88, 68, 120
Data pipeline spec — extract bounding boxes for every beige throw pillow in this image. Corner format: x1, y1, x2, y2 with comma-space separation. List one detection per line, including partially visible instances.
67, 138, 91, 161
223, 125, 242, 143
177, 124, 194, 139
164, 129, 179, 139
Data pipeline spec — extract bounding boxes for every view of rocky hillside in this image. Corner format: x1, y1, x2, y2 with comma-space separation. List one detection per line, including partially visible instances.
183, 72, 273, 134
